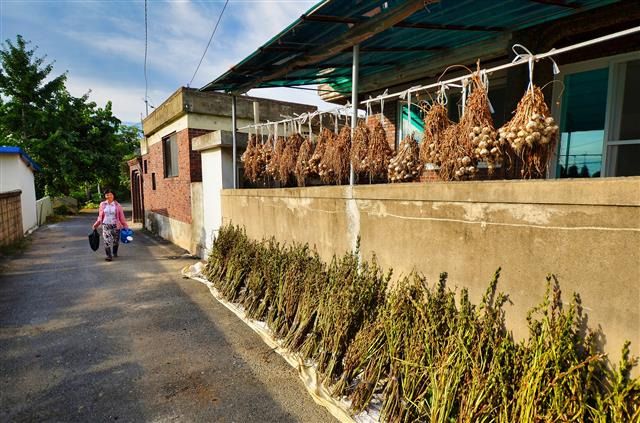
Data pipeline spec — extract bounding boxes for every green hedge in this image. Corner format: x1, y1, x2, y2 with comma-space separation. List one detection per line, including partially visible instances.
203, 225, 639, 422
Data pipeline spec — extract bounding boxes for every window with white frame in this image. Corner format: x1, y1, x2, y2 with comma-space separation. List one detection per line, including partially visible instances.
552, 52, 640, 178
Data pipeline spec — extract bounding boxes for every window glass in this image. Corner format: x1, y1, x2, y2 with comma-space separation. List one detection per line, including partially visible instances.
488, 86, 507, 128
557, 68, 609, 178
163, 133, 179, 177
608, 144, 640, 176
400, 104, 425, 142
618, 60, 640, 140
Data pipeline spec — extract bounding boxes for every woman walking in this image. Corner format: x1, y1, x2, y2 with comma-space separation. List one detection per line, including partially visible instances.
92, 189, 129, 261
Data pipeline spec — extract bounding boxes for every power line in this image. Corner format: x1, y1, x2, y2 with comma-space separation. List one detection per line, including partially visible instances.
144, 0, 149, 116
189, 0, 229, 87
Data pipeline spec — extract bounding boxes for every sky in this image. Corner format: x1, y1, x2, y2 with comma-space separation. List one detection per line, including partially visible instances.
0, 0, 334, 125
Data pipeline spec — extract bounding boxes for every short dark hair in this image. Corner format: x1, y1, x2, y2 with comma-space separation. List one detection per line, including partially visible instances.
104, 189, 114, 195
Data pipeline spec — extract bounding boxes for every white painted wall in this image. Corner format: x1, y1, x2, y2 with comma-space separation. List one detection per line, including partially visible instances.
201, 147, 235, 254
0, 154, 38, 233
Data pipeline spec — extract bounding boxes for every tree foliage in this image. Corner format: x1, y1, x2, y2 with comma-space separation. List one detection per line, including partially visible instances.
0, 35, 139, 197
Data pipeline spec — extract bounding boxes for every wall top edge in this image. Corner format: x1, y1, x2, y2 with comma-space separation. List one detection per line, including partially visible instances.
220, 177, 640, 207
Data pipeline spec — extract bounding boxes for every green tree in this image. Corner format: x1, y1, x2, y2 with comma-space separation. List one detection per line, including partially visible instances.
0, 35, 139, 198
0, 35, 66, 143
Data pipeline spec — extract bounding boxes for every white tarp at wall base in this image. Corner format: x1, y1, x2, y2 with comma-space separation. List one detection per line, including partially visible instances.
181, 262, 379, 423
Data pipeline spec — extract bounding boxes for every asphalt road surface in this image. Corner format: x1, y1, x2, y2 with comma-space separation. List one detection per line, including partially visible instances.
0, 211, 335, 422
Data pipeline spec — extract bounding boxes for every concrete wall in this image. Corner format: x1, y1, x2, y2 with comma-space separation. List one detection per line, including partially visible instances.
144, 210, 192, 252
36, 196, 52, 226
221, 177, 640, 362
0, 154, 37, 233
190, 182, 205, 257
195, 131, 240, 255
142, 87, 317, 137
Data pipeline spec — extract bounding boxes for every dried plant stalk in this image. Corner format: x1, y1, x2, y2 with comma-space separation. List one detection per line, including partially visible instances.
320, 126, 351, 184
498, 85, 559, 179
278, 133, 304, 185
257, 136, 273, 181
419, 103, 451, 167
309, 128, 330, 175
366, 120, 393, 181
350, 121, 370, 175
294, 136, 314, 187
242, 134, 268, 182
265, 136, 284, 179
388, 136, 420, 183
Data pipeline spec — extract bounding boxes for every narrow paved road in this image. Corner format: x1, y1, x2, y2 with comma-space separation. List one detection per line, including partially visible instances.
0, 212, 335, 422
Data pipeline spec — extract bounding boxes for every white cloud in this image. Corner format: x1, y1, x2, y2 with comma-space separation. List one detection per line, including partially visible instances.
66, 75, 171, 123
13, 0, 334, 121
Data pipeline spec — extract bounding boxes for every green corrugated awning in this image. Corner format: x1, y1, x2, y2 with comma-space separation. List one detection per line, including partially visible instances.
201, 0, 619, 95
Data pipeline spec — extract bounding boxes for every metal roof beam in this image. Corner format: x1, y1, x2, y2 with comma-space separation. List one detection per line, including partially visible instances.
261, 45, 446, 53
231, 0, 431, 94
527, 0, 581, 8
303, 14, 505, 32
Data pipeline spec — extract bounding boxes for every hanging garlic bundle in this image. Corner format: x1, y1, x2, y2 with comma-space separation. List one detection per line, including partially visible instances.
465, 74, 501, 174
241, 134, 261, 182
498, 85, 559, 178
365, 120, 393, 181
309, 128, 330, 175
295, 136, 314, 187
440, 70, 496, 181
419, 102, 451, 167
388, 136, 420, 183
279, 132, 304, 185
350, 121, 370, 175
258, 136, 273, 180
266, 136, 284, 179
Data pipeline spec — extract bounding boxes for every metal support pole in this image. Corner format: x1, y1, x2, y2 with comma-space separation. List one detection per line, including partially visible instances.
231, 95, 238, 189
350, 44, 359, 186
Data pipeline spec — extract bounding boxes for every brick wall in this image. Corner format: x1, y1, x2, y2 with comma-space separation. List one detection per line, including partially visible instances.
0, 190, 23, 247
140, 127, 211, 224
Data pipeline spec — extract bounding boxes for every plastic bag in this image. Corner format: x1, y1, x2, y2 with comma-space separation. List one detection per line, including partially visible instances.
88, 229, 100, 251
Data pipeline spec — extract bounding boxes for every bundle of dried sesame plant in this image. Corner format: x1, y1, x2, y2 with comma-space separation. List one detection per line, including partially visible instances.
350, 121, 370, 176
320, 125, 351, 184
278, 133, 304, 185
365, 120, 393, 182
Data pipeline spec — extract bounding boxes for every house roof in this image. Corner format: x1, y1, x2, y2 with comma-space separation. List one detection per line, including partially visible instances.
0, 146, 41, 172
201, 0, 619, 96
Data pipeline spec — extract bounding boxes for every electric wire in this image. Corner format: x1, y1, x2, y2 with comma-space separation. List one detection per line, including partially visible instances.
189, 0, 230, 87
144, 0, 149, 116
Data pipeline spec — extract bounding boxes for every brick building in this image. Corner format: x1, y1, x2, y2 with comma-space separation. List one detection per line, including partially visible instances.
129, 87, 316, 254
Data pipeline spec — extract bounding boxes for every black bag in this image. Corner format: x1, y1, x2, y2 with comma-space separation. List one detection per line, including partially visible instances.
88, 229, 100, 251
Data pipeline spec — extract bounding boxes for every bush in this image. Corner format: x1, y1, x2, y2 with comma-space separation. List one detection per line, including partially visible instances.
83, 201, 100, 209
91, 192, 103, 203
53, 204, 70, 215
203, 225, 640, 422
69, 190, 88, 205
